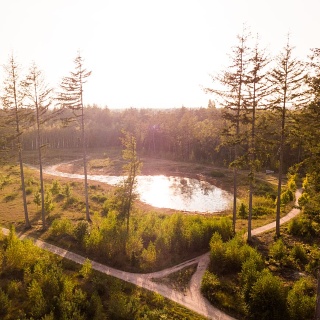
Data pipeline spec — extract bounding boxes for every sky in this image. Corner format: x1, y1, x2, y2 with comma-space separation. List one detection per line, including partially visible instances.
1, 0, 320, 109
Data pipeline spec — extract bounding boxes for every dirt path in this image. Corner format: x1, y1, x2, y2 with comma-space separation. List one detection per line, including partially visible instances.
14, 164, 302, 319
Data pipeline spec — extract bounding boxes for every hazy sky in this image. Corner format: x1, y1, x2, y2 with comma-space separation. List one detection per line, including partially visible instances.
1, 0, 320, 109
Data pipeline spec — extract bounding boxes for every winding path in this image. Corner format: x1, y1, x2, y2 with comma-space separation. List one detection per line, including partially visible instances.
5, 164, 302, 319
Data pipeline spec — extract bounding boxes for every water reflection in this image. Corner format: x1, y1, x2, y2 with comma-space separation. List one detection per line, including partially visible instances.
44, 166, 233, 213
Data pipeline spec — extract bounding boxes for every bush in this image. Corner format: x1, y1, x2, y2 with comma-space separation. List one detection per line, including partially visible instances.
50, 180, 61, 195
269, 239, 288, 264
201, 271, 220, 302
249, 270, 287, 320
287, 277, 316, 320
50, 218, 73, 237
238, 203, 247, 218
287, 216, 316, 238
73, 220, 90, 243
290, 244, 308, 266
240, 257, 264, 303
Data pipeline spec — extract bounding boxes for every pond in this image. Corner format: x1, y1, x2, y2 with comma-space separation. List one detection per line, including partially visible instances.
44, 165, 233, 213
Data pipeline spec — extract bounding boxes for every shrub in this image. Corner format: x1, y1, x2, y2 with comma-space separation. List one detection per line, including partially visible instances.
280, 189, 294, 206
44, 191, 54, 213
50, 180, 61, 195
79, 258, 92, 279
50, 218, 73, 237
73, 220, 90, 243
209, 233, 225, 273
287, 216, 316, 238
287, 277, 316, 320
269, 238, 288, 264
238, 203, 247, 218
249, 270, 287, 320
240, 257, 264, 303
290, 244, 308, 266
0, 289, 10, 316
201, 270, 220, 302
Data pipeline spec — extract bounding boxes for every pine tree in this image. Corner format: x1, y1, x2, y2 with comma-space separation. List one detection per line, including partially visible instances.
1, 55, 31, 229
57, 52, 91, 221
23, 63, 53, 229
120, 130, 142, 234
205, 27, 251, 234
269, 36, 308, 237
245, 37, 271, 241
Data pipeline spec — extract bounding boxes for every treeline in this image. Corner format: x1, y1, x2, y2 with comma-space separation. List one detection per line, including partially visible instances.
3, 104, 301, 173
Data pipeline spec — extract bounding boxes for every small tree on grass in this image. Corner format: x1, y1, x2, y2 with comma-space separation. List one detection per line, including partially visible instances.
118, 131, 142, 234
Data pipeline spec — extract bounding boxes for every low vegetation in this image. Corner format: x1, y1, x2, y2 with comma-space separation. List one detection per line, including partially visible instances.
0, 227, 207, 320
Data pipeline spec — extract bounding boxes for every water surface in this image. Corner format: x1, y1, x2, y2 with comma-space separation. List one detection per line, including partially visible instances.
44, 166, 233, 213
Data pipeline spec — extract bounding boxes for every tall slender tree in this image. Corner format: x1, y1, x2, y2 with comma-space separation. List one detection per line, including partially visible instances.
245, 37, 270, 241
205, 27, 251, 234
269, 36, 308, 237
57, 52, 91, 221
2, 55, 31, 229
23, 63, 53, 229
119, 130, 142, 234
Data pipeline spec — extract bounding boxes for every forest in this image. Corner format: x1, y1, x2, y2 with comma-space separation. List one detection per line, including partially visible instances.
1, 29, 320, 319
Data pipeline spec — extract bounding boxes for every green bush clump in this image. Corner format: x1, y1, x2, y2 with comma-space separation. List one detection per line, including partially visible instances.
287, 216, 316, 239
287, 277, 316, 320
200, 270, 220, 302
209, 233, 264, 275
290, 244, 308, 266
50, 218, 73, 237
73, 220, 90, 243
249, 270, 287, 320
269, 238, 288, 264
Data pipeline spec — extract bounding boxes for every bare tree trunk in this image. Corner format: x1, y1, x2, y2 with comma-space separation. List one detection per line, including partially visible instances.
81, 99, 90, 222
18, 144, 31, 229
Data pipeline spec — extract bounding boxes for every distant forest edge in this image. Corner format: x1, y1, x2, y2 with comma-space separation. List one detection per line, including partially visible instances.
0, 105, 303, 173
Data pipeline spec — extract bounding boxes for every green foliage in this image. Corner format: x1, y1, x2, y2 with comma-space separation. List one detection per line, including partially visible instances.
27, 279, 47, 318
290, 244, 308, 265
287, 216, 316, 238
209, 233, 264, 275
287, 277, 316, 320
0, 289, 10, 316
50, 179, 61, 195
269, 238, 288, 264
73, 220, 90, 243
280, 189, 294, 206
44, 190, 54, 213
240, 256, 264, 303
33, 189, 41, 208
201, 270, 220, 301
249, 270, 287, 320
50, 218, 73, 237
79, 258, 92, 279
238, 202, 247, 218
